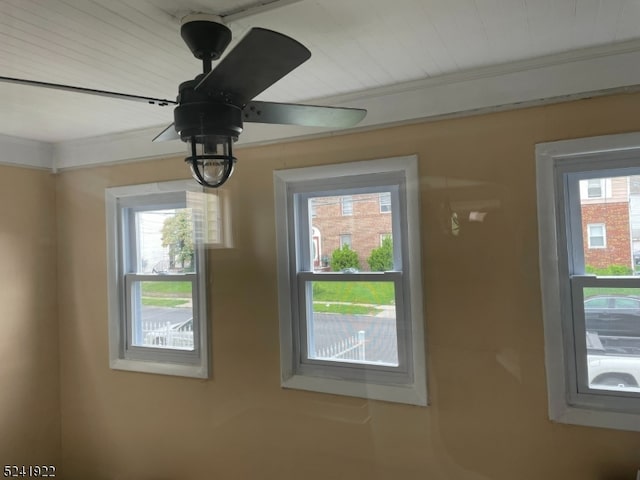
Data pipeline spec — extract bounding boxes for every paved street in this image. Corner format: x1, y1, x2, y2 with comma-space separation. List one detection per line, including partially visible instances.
139, 306, 192, 326
309, 313, 398, 365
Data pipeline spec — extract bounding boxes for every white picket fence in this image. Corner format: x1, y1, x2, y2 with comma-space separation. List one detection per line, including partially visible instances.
142, 321, 194, 349
316, 330, 366, 361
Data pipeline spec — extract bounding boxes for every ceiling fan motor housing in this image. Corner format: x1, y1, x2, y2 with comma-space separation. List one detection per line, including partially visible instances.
174, 80, 243, 143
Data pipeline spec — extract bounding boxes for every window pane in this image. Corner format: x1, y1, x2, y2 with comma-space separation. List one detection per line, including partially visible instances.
587, 179, 603, 198
580, 175, 636, 276
341, 196, 353, 216
130, 280, 194, 351
584, 287, 640, 392
339, 234, 352, 248
135, 208, 195, 274
309, 192, 395, 272
584, 287, 640, 339
379, 192, 391, 213
306, 281, 398, 366
587, 224, 606, 248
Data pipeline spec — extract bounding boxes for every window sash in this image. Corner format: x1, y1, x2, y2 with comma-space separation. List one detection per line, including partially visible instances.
341, 196, 353, 215
339, 234, 352, 248
123, 273, 199, 363
570, 275, 640, 410
587, 179, 603, 198
380, 192, 392, 213
587, 223, 606, 248
296, 184, 402, 273
295, 271, 413, 383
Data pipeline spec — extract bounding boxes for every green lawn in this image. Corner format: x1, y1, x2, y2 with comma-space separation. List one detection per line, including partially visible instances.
312, 281, 395, 305
141, 281, 191, 297
142, 297, 189, 307
312, 302, 382, 315
584, 287, 640, 298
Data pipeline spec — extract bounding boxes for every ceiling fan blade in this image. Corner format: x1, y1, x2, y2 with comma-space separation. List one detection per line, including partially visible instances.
0, 76, 177, 106
152, 123, 180, 142
243, 101, 367, 128
195, 28, 311, 104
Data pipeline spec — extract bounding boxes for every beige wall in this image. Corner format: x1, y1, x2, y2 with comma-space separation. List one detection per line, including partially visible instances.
56, 93, 640, 479
0, 166, 59, 465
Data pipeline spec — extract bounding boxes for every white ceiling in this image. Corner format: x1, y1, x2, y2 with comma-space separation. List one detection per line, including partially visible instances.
2, 0, 640, 169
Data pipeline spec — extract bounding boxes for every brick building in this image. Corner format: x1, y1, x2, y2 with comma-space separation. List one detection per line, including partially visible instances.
580, 176, 633, 271
311, 192, 392, 271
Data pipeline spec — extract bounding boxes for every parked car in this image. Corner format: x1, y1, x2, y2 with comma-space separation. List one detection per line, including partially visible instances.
588, 354, 640, 391
586, 331, 640, 390
584, 295, 640, 338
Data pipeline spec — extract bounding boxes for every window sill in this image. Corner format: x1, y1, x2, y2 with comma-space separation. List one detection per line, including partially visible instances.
282, 373, 427, 406
110, 358, 208, 378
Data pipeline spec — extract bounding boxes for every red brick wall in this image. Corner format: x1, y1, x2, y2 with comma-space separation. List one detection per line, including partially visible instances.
312, 193, 392, 271
581, 202, 631, 269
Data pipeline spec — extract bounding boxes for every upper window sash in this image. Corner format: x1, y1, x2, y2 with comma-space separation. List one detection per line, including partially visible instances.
122, 199, 188, 275
294, 182, 403, 273
563, 166, 637, 275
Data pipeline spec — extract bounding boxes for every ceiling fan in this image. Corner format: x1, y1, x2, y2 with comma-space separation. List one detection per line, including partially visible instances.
0, 14, 367, 188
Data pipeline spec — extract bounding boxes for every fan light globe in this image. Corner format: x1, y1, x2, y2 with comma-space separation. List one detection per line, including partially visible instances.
186, 136, 236, 188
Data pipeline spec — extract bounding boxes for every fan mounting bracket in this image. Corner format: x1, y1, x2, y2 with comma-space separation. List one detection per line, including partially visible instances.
180, 14, 232, 72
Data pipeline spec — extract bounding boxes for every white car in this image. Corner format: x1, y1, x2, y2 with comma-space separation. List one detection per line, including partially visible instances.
588, 354, 640, 391
587, 331, 640, 391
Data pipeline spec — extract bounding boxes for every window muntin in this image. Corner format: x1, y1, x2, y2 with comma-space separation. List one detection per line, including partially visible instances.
106, 181, 209, 378
274, 157, 426, 406
537, 135, 640, 431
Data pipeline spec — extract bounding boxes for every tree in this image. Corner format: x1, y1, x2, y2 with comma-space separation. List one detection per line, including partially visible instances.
330, 244, 360, 271
367, 236, 393, 271
162, 210, 194, 270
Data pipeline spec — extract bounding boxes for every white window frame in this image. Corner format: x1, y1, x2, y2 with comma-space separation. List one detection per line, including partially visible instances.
380, 233, 392, 246
106, 180, 209, 378
341, 195, 353, 216
579, 178, 613, 200
587, 223, 606, 249
587, 178, 604, 198
274, 156, 427, 406
379, 191, 392, 213
537, 132, 640, 431
339, 234, 352, 248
